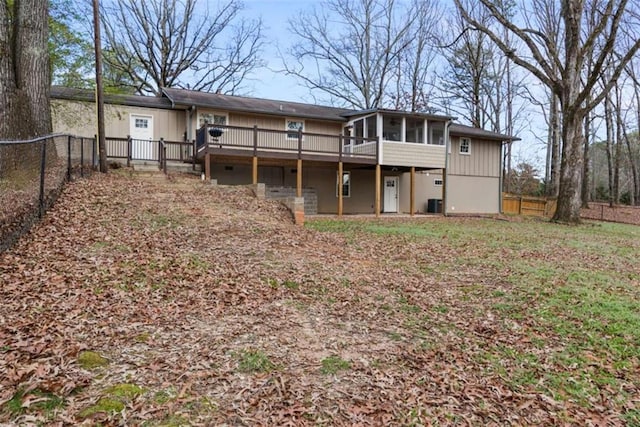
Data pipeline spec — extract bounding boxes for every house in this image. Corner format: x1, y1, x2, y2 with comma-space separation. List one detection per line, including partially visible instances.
51, 86, 517, 216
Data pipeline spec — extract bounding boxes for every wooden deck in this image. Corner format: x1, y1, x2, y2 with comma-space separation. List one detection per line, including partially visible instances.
195, 124, 378, 165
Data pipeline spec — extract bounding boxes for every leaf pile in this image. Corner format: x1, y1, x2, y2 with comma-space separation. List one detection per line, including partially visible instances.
1, 171, 639, 425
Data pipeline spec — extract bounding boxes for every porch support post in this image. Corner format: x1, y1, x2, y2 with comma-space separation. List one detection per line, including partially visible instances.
338, 161, 343, 216
410, 166, 415, 216
297, 159, 302, 198
375, 164, 381, 217
252, 125, 258, 185
205, 151, 211, 181
252, 156, 258, 185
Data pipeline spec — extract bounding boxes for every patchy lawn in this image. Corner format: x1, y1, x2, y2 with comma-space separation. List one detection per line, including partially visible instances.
1, 171, 639, 425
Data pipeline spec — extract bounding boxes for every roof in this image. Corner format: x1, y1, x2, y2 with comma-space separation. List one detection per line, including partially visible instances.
51, 86, 518, 141
342, 108, 455, 121
51, 86, 176, 110
161, 87, 352, 122
450, 123, 520, 142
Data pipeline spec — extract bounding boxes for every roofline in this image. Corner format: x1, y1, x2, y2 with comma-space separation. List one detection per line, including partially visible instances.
161, 87, 350, 122
341, 108, 456, 121
51, 86, 181, 111
449, 123, 522, 144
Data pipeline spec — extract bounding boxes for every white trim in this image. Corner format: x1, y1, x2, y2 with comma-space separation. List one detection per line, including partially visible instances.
285, 118, 305, 139
198, 111, 228, 127
460, 137, 471, 155
336, 170, 351, 198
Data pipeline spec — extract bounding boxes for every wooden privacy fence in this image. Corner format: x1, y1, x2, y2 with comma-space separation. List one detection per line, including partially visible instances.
502, 193, 557, 217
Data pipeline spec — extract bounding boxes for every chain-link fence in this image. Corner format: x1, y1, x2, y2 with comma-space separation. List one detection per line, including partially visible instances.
0, 134, 96, 252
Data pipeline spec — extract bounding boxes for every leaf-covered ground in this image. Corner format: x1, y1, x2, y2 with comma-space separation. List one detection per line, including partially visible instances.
1, 171, 639, 425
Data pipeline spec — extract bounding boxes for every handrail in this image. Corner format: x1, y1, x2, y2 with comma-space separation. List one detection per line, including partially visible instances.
199, 123, 379, 160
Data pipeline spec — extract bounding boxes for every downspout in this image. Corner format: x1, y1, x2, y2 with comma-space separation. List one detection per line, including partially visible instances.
187, 105, 196, 141
443, 119, 452, 216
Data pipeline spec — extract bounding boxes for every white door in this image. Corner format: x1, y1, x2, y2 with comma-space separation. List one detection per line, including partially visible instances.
130, 114, 154, 160
384, 176, 399, 213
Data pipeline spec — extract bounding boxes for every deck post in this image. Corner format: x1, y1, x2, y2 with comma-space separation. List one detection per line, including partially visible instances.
205, 151, 211, 181
338, 161, 343, 216
297, 128, 303, 198
126, 135, 131, 168
296, 159, 303, 198
375, 164, 381, 217
410, 166, 415, 216
338, 135, 343, 216
252, 125, 258, 185
252, 156, 258, 185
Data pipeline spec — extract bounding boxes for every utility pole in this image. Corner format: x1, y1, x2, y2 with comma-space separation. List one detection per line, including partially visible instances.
93, 0, 107, 172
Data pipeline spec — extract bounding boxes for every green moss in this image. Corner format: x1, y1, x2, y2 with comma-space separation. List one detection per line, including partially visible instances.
105, 383, 145, 399
134, 332, 150, 343
77, 351, 109, 369
1, 388, 65, 417
78, 397, 125, 418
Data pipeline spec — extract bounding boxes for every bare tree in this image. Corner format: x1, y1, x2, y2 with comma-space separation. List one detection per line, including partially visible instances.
624, 58, 640, 203
284, 0, 417, 109
101, 0, 264, 96
0, 0, 51, 139
454, 0, 640, 223
439, 1, 496, 128
389, 0, 441, 112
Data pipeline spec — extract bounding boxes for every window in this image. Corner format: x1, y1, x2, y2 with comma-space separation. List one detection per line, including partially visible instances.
405, 118, 424, 143
434, 178, 443, 186
429, 122, 444, 145
336, 171, 351, 198
286, 119, 304, 139
135, 118, 148, 128
354, 119, 364, 139
460, 137, 471, 154
382, 115, 401, 141
366, 116, 377, 139
199, 113, 227, 127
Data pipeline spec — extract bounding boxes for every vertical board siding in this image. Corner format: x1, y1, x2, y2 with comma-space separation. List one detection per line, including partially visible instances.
229, 113, 284, 130
449, 137, 501, 177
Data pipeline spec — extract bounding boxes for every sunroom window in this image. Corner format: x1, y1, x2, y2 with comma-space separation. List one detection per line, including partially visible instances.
406, 118, 424, 143
382, 115, 401, 141
429, 122, 444, 145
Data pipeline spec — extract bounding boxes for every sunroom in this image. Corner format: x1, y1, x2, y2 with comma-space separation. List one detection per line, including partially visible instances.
342, 109, 450, 169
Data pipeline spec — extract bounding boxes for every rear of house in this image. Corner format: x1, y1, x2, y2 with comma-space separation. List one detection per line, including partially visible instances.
50, 86, 514, 216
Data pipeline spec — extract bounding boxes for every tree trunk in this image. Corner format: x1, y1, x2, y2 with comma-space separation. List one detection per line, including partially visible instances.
553, 108, 584, 223
548, 94, 561, 197
0, 0, 51, 139
613, 87, 622, 204
604, 93, 615, 207
581, 110, 590, 208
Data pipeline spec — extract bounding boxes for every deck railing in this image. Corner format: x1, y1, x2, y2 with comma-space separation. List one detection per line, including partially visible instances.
198, 124, 379, 162
105, 136, 196, 172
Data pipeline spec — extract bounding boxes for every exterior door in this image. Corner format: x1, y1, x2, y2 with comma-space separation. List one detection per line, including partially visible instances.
384, 176, 399, 213
130, 114, 154, 160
